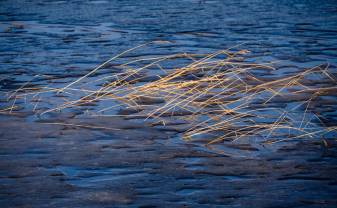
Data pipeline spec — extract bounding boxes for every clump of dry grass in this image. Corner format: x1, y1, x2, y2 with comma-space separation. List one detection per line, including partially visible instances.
7, 41, 337, 148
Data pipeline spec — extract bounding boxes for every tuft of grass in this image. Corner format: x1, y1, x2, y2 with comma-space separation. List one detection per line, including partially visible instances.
8, 41, 337, 150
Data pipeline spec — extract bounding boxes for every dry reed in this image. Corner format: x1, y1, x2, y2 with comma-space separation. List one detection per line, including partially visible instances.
7, 41, 337, 148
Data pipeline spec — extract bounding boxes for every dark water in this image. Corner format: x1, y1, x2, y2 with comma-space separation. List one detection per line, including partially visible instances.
1, 0, 337, 207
